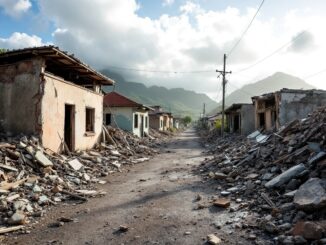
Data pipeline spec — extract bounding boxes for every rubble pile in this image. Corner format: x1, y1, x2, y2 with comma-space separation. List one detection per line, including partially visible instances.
199, 107, 326, 244
0, 127, 165, 234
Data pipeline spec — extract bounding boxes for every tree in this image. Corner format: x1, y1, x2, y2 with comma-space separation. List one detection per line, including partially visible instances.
182, 116, 192, 125
0, 48, 7, 54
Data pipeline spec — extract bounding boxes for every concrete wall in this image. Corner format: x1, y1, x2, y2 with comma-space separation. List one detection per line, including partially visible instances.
0, 58, 44, 135
240, 104, 255, 135
104, 107, 133, 132
279, 91, 326, 126
42, 73, 103, 152
149, 114, 164, 131
132, 110, 149, 137
103, 107, 149, 137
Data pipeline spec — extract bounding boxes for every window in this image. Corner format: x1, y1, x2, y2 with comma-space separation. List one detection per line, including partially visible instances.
86, 108, 95, 132
134, 114, 138, 128
145, 116, 148, 128
160, 119, 163, 128
106, 113, 111, 125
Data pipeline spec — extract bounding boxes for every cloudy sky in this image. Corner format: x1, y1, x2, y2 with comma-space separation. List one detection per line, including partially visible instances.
1, 0, 326, 101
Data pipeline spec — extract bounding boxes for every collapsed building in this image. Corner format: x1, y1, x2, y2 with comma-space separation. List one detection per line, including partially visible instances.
225, 103, 255, 135
252, 88, 326, 131
0, 46, 115, 153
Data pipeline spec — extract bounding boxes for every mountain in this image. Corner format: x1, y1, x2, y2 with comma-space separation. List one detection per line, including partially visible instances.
101, 70, 218, 118
209, 72, 315, 114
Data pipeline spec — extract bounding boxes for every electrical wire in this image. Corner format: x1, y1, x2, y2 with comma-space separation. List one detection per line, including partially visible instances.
106, 65, 215, 74
304, 67, 326, 80
234, 31, 307, 74
227, 0, 266, 57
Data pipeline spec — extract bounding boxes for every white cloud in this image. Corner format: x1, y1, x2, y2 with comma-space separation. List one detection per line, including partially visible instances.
163, 0, 174, 7
29, 0, 326, 100
0, 32, 44, 49
179, 1, 203, 15
0, 0, 31, 18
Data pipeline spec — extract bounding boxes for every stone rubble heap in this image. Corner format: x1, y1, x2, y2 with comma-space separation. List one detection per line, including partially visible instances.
0, 126, 167, 234
200, 106, 326, 244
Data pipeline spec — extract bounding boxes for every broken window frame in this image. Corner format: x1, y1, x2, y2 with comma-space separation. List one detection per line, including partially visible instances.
85, 107, 95, 133
134, 114, 139, 128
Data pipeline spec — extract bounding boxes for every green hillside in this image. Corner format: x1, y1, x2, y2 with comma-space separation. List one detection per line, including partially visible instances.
101, 70, 218, 119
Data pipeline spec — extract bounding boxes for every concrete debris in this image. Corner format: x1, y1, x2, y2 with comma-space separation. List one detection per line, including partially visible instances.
213, 198, 231, 208
199, 107, 326, 243
293, 178, 326, 210
0, 126, 170, 233
265, 163, 306, 189
68, 159, 84, 171
207, 234, 222, 244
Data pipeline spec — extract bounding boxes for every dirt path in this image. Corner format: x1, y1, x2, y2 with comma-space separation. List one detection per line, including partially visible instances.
5, 129, 251, 245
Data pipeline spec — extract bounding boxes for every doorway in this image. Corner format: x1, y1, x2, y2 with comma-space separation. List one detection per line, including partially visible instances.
64, 104, 75, 151
140, 115, 144, 137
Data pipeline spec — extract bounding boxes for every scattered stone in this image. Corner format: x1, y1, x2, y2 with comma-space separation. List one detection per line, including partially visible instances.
213, 198, 230, 208
265, 163, 306, 189
292, 221, 324, 240
8, 212, 26, 225
67, 159, 84, 171
294, 178, 326, 210
207, 234, 221, 244
35, 151, 53, 167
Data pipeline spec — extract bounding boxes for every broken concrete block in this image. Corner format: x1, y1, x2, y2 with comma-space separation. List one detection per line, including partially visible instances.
265, 163, 306, 189
213, 198, 230, 208
67, 159, 83, 171
292, 221, 324, 240
207, 234, 221, 244
214, 172, 227, 179
294, 178, 326, 210
8, 212, 26, 225
35, 151, 53, 167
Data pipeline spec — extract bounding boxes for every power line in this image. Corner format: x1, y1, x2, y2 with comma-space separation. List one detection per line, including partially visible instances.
234, 31, 307, 74
304, 67, 326, 80
106, 65, 215, 74
228, 0, 266, 57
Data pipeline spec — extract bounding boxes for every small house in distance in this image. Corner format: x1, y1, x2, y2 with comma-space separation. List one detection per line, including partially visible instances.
103, 92, 151, 138
149, 106, 172, 131
225, 103, 255, 135
252, 88, 326, 131
0, 46, 115, 153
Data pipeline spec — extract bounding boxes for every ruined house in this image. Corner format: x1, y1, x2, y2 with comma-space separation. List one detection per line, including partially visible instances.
252, 88, 326, 131
149, 106, 172, 131
225, 103, 255, 135
0, 46, 114, 153
103, 92, 151, 138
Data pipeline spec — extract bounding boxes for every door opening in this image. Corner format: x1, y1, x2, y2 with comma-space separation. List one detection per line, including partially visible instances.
64, 104, 75, 151
140, 115, 144, 137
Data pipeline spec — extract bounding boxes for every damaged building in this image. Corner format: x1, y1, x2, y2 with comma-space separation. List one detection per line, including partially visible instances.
103, 91, 151, 138
149, 106, 173, 131
225, 103, 255, 135
0, 46, 115, 153
252, 88, 326, 131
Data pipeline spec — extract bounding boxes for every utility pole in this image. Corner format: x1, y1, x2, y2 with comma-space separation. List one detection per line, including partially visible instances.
216, 54, 232, 137
203, 103, 206, 117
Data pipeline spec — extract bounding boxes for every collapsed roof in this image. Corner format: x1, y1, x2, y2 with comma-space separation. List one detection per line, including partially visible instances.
0, 46, 115, 86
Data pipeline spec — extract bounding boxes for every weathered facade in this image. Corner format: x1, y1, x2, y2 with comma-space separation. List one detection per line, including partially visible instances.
103, 92, 150, 138
252, 88, 326, 131
149, 106, 172, 131
0, 46, 114, 153
225, 103, 255, 135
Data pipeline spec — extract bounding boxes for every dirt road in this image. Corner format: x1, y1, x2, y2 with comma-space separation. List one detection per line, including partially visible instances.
6, 129, 251, 245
